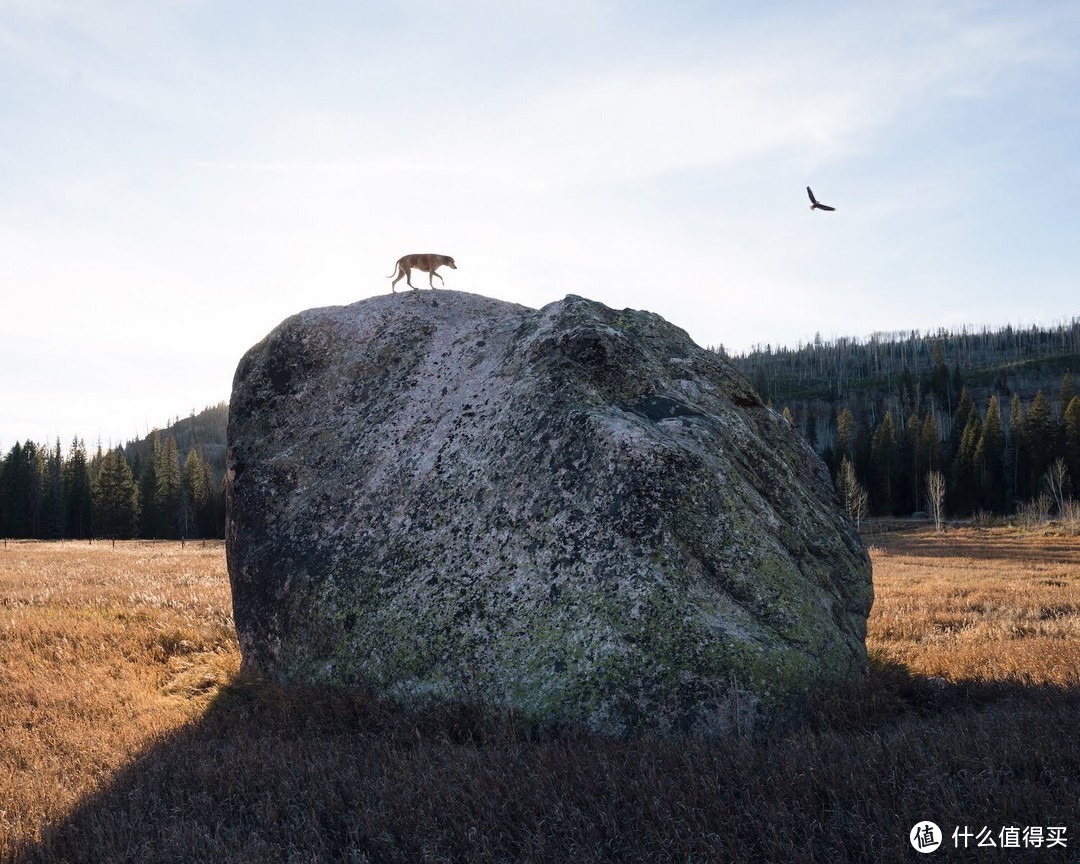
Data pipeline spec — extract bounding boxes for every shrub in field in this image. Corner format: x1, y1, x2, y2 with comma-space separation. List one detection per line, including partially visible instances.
971, 509, 1002, 528
1016, 493, 1053, 530
1061, 498, 1080, 531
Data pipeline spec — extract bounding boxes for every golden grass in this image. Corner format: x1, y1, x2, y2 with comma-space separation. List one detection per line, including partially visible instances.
868, 527, 1080, 687
1, 532, 1077, 862
0, 541, 238, 854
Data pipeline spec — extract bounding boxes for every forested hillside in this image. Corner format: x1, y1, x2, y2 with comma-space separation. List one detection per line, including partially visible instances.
4, 318, 1080, 539
728, 319, 1080, 518
0, 403, 228, 541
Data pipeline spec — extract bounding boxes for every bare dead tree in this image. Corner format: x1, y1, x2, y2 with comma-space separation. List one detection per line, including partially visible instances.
1044, 458, 1069, 515
925, 470, 946, 533
838, 457, 869, 529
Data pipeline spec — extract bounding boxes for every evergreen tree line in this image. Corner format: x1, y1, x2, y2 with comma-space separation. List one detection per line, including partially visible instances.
728, 317, 1080, 405
728, 322, 1080, 519
0, 431, 225, 541
790, 372, 1080, 518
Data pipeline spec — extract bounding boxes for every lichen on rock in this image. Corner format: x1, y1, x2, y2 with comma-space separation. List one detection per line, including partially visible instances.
226, 291, 873, 736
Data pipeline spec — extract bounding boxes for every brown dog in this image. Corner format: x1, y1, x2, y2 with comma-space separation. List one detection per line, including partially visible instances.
388, 253, 457, 292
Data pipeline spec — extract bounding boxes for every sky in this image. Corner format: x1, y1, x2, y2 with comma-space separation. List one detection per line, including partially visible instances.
2, 1, 1079, 450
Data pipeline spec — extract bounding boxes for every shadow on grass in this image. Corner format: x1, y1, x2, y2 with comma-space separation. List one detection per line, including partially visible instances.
17, 657, 1080, 864
869, 530, 1080, 565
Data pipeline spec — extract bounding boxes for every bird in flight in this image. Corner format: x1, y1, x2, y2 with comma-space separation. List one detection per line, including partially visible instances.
807, 186, 836, 212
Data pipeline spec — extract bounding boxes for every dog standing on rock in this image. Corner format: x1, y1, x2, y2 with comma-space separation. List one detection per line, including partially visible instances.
388, 253, 457, 292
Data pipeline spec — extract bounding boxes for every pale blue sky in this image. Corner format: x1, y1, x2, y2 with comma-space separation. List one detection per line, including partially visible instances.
2, 1, 1078, 448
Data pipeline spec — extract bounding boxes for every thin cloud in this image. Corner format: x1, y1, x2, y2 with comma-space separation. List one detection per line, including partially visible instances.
2, 2, 1079, 445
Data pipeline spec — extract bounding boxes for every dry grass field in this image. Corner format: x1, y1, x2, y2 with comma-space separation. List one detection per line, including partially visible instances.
1, 530, 1077, 863
0, 541, 239, 858
868, 527, 1080, 688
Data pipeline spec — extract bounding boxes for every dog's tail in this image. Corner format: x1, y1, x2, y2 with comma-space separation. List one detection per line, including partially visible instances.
387, 258, 401, 278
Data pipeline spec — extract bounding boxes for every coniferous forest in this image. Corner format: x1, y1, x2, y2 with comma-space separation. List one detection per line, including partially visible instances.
728, 318, 1080, 520
3, 319, 1080, 539
0, 403, 228, 541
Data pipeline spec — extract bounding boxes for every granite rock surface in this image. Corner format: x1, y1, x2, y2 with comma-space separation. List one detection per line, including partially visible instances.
226, 291, 873, 735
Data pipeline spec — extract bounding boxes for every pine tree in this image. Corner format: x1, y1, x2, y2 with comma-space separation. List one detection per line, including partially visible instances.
42, 440, 65, 539
92, 449, 140, 539
0, 442, 43, 538
947, 387, 975, 462
871, 410, 897, 514
154, 434, 182, 538
1060, 373, 1076, 414
180, 448, 209, 539
1026, 390, 1054, 495
139, 431, 162, 538
1056, 373, 1076, 462
836, 408, 855, 463
89, 441, 105, 486
1063, 396, 1080, 499
0, 443, 30, 537
64, 439, 93, 539
901, 409, 922, 515
975, 395, 1006, 512
954, 410, 982, 515
28, 442, 44, 538
1008, 393, 1029, 503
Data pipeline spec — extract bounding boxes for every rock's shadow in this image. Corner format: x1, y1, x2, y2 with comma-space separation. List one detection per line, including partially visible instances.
19, 661, 1080, 864
868, 530, 1080, 564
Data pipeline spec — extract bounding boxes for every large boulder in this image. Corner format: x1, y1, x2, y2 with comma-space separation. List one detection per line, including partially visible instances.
226, 291, 872, 736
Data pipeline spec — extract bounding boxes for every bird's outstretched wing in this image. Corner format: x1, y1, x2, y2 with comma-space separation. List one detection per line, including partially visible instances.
807, 186, 836, 211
